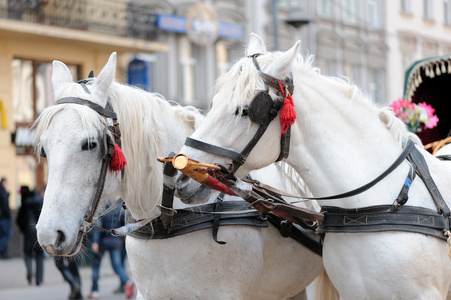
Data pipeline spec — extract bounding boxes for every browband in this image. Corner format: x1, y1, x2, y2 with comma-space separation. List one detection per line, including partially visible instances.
56, 97, 117, 120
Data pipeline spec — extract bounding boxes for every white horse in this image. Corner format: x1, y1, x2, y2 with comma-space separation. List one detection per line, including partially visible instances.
174, 33, 451, 299
33, 52, 335, 299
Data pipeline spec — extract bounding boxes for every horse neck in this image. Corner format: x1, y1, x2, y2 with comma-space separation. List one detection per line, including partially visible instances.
286, 72, 411, 208
110, 84, 201, 220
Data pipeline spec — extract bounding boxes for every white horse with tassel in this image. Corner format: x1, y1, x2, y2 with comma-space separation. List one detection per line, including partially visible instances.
174, 33, 451, 299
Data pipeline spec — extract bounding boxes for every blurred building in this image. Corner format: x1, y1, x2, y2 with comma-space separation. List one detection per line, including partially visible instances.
386, 0, 451, 102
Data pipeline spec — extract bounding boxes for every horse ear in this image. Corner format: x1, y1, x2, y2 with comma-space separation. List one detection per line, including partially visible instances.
94, 52, 116, 104
52, 61, 73, 91
269, 40, 301, 77
247, 33, 267, 57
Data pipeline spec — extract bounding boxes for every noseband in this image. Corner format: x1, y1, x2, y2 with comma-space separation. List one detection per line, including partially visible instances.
52, 74, 122, 234
185, 54, 294, 175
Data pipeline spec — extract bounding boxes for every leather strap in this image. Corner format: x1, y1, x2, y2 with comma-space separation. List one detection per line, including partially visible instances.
260, 72, 294, 94
80, 155, 111, 233
161, 152, 178, 232
318, 205, 448, 240
56, 97, 118, 120
408, 146, 450, 230
266, 214, 322, 256
212, 193, 226, 244
215, 175, 324, 224
185, 137, 245, 165
289, 140, 416, 201
251, 55, 294, 94
277, 126, 291, 162
126, 201, 267, 240
394, 163, 416, 208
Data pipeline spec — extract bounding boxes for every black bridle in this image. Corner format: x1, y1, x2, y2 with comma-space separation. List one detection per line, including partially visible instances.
51, 75, 122, 234
184, 55, 294, 175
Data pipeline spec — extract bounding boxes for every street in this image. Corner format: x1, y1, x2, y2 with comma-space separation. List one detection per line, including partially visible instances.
0, 255, 135, 300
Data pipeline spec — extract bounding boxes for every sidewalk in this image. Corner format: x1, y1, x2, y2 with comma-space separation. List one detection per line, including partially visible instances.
0, 255, 135, 300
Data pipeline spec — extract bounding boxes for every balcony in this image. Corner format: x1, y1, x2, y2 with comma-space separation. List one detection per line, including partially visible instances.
0, 0, 160, 41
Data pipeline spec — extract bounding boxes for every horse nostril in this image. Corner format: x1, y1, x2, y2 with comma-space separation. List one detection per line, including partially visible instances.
56, 230, 66, 250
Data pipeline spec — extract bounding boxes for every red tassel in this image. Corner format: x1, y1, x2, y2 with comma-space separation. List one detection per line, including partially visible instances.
280, 94, 296, 134
110, 143, 127, 173
277, 80, 297, 135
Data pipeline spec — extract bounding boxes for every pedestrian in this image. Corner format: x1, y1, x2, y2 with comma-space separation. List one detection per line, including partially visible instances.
55, 257, 83, 299
86, 199, 134, 299
0, 177, 12, 259
16, 185, 45, 286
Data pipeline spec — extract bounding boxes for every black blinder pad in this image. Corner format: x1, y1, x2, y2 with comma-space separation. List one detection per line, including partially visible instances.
248, 92, 275, 125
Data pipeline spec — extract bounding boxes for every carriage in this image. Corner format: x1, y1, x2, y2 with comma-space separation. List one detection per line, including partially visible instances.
403, 54, 451, 153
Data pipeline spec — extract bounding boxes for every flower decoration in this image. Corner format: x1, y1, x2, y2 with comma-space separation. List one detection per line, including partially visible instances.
390, 99, 439, 133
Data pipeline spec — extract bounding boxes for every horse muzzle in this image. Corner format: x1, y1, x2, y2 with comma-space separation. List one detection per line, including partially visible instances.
38, 228, 84, 257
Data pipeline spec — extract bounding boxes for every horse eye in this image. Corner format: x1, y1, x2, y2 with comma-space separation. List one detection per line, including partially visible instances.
81, 140, 97, 151
40, 148, 46, 158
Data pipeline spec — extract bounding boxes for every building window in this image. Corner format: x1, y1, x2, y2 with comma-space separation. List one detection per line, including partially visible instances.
445, 0, 451, 24
12, 59, 79, 126
401, 0, 412, 13
424, 0, 434, 19
368, 69, 383, 104
278, 0, 305, 10
12, 58, 79, 189
343, 0, 358, 25
317, 0, 334, 19
368, 0, 381, 29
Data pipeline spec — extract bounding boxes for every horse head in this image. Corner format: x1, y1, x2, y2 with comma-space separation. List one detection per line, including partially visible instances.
175, 33, 300, 202
35, 53, 123, 256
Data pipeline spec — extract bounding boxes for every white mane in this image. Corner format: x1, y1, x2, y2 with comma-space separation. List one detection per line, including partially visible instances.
35, 80, 204, 220
109, 83, 204, 218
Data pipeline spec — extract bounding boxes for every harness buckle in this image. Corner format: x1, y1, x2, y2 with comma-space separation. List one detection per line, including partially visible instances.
250, 198, 276, 210
80, 220, 93, 234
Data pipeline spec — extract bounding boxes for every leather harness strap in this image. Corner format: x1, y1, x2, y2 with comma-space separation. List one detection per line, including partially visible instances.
266, 214, 322, 256
56, 97, 118, 120
408, 146, 451, 231
318, 205, 448, 240
319, 142, 451, 240
126, 201, 268, 241
160, 152, 178, 232
240, 140, 416, 203
212, 193, 227, 244
185, 137, 245, 165
125, 199, 323, 255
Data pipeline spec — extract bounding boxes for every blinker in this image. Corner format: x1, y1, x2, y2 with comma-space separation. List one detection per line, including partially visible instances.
248, 91, 276, 125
